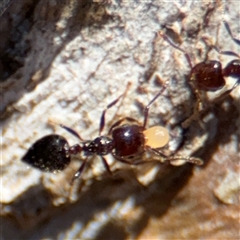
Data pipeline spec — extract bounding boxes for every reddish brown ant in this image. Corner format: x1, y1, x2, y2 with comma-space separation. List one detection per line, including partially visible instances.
22, 80, 203, 184
158, 19, 240, 128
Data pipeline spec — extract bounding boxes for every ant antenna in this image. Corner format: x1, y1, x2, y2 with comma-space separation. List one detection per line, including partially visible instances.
219, 1, 240, 45
158, 31, 193, 69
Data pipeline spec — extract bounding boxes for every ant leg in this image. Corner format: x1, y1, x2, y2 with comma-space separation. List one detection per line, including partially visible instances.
223, 18, 240, 45
99, 95, 124, 135
211, 45, 240, 58
131, 160, 155, 165
220, 3, 240, 46
99, 82, 131, 136
223, 21, 240, 45
150, 148, 203, 165
148, 148, 170, 162
142, 77, 169, 129
204, 32, 240, 58
60, 124, 83, 140
181, 95, 204, 129
167, 156, 203, 165
100, 156, 112, 175
158, 31, 193, 69
70, 158, 88, 184
113, 156, 149, 165
115, 155, 203, 166
108, 117, 139, 135
209, 80, 239, 106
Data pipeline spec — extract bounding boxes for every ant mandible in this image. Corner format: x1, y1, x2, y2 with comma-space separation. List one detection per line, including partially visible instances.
158, 19, 240, 128
22, 79, 203, 184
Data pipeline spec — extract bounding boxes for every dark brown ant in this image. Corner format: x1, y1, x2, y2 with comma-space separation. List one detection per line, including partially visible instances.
158, 20, 240, 127
22, 80, 203, 184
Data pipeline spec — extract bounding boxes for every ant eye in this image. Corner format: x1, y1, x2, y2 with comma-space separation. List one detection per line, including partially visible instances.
143, 126, 170, 148
22, 134, 71, 172
190, 61, 225, 91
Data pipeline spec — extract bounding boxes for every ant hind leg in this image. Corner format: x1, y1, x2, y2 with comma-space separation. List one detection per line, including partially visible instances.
70, 158, 88, 184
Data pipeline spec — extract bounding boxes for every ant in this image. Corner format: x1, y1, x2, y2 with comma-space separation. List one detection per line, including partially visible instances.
158, 19, 240, 128
22, 79, 203, 184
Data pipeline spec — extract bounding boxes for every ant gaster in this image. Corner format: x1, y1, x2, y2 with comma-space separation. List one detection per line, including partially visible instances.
22, 80, 203, 184
158, 20, 240, 128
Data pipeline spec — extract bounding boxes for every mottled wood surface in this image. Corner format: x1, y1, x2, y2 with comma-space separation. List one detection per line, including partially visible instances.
1, 1, 239, 239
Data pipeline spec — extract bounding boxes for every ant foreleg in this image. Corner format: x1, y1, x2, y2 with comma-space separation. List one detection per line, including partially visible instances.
99, 94, 124, 136
99, 83, 131, 136
142, 76, 169, 129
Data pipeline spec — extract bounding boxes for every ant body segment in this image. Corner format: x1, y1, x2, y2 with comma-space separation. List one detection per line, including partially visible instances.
158, 20, 240, 127
22, 80, 203, 184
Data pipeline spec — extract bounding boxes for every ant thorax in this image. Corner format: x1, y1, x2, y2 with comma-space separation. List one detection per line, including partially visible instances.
82, 136, 113, 156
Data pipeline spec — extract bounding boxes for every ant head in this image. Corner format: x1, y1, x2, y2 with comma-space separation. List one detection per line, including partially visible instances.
22, 134, 71, 172
112, 124, 145, 159
190, 61, 225, 91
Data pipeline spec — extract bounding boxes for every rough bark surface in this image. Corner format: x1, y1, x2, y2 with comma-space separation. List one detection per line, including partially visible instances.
1, 0, 239, 239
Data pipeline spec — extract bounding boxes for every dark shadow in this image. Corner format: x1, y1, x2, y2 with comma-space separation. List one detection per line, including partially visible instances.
0, 0, 115, 117
205, 98, 238, 159
95, 221, 128, 240
182, 94, 239, 165
1, 162, 194, 239
0, 0, 39, 81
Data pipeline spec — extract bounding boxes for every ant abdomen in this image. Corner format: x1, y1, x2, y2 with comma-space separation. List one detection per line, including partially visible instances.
112, 124, 145, 160
22, 134, 71, 172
